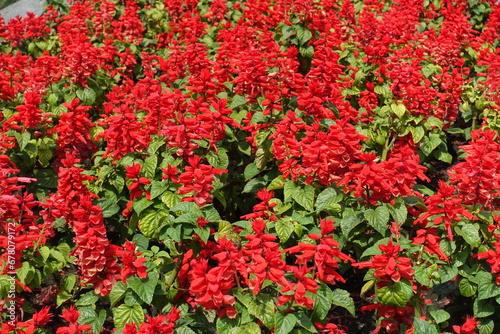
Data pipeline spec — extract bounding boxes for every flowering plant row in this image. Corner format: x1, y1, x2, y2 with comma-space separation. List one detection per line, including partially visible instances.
1, 0, 500, 333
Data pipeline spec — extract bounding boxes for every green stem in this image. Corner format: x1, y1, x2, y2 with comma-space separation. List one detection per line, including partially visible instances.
165, 252, 185, 292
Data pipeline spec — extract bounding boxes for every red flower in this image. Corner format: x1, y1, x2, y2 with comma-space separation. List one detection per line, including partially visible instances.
56, 306, 92, 334
353, 240, 414, 282
453, 316, 479, 334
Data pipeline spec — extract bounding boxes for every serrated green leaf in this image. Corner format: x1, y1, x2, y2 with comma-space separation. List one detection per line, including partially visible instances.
97, 198, 120, 218
292, 185, 314, 211
297, 28, 312, 45
76, 88, 96, 105
315, 188, 339, 212
390, 201, 407, 224
207, 149, 229, 169
455, 223, 481, 248
275, 313, 297, 334
17, 131, 31, 150
139, 209, 170, 239
75, 291, 99, 306
311, 283, 333, 321
331, 288, 355, 316
275, 219, 294, 243
176, 327, 197, 334
421, 134, 442, 156
150, 180, 168, 199
295, 313, 317, 333
228, 322, 261, 334
411, 126, 425, 143
426, 116, 443, 130
215, 220, 240, 245
132, 197, 152, 216
142, 155, 158, 179
473, 299, 494, 318
477, 318, 494, 334
340, 213, 362, 239
62, 274, 76, 293
113, 304, 144, 329
126, 272, 158, 304
364, 206, 390, 236
243, 178, 267, 193
377, 281, 413, 308
413, 318, 439, 334
268, 175, 285, 191
38, 147, 53, 167
161, 191, 181, 208
229, 95, 247, 109
110, 281, 128, 307
248, 294, 275, 329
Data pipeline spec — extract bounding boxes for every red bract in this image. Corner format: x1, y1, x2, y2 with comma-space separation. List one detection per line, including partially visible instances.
16, 306, 53, 334
448, 129, 500, 210
50, 98, 95, 161
177, 155, 226, 206
285, 219, 353, 285
56, 306, 92, 334
362, 303, 414, 334
122, 307, 180, 334
414, 181, 477, 240
452, 316, 479, 334
244, 219, 290, 293
354, 240, 414, 282
42, 154, 120, 296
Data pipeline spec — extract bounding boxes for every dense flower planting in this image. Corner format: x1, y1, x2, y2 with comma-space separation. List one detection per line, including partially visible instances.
2, 0, 500, 333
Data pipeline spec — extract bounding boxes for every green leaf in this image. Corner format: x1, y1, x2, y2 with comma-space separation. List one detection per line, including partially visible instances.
413, 318, 439, 334
76, 88, 96, 105
57, 291, 72, 307
331, 288, 355, 316
132, 197, 152, 216
244, 163, 260, 180
294, 313, 317, 333
214, 220, 240, 245
248, 294, 275, 329
142, 155, 158, 179
17, 131, 31, 150
61, 274, 76, 292
75, 291, 99, 306
477, 318, 494, 334
340, 213, 362, 239
150, 180, 168, 199
459, 278, 477, 297
364, 206, 390, 236
275, 313, 297, 334
455, 223, 481, 248
391, 103, 406, 117
429, 310, 450, 324
297, 28, 312, 45
243, 178, 267, 193
229, 95, 247, 109
292, 185, 315, 211
207, 149, 229, 169
473, 299, 494, 318
275, 219, 294, 243
175, 327, 197, 334
17, 262, 35, 285
421, 134, 442, 156
315, 188, 339, 212
138, 209, 170, 239
268, 175, 285, 191
110, 281, 128, 306
228, 322, 261, 334
311, 283, 333, 321
426, 116, 443, 130
411, 126, 425, 143
377, 280, 413, 308
161, 191, 181, 208
96, 198, 120, 218
126, 272, 158, 304
38, 147, 53, 167
390, 200, 407, 224
113, 304, 144, 329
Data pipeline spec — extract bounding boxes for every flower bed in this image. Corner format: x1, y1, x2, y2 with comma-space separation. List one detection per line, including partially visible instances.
1, 0, 500, 333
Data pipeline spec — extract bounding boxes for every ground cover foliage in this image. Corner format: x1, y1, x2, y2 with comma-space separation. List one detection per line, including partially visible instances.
2, 0, 500, 332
